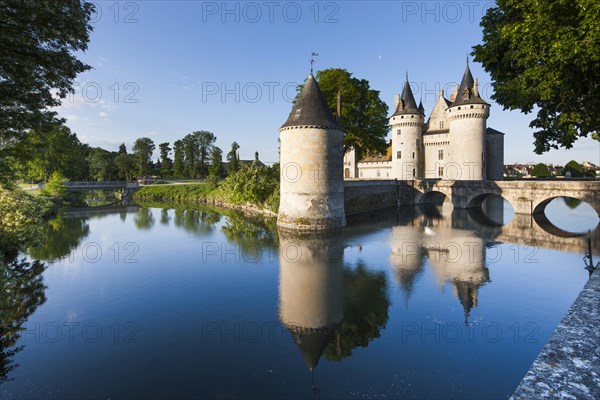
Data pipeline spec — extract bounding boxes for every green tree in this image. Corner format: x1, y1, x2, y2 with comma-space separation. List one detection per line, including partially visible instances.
473, 0, 600, 153
195, 131, 216, 179
0, 189, 46, 258
118, 143, 127, 154
114, 153, 134, 181
301, 69, 389, 156
172, 140, 185, 178
0, 1, 95, 142
530, 163, 551, 178
564, 160, 583, 177
87, 148, 117, 181
132, 137, 155, 177
227, 141, 240, 173
42, 171, 67, 199
9, 124, 89, 182
182, 133, 199, 178
220, 163, 278, 207
208, 146, 225, 180
159, 142, 172, 178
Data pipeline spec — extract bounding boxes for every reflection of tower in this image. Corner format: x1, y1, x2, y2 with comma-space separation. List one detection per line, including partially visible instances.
278, 231, 344, 383
389, 225, 425, 304
421, 210, 490, 323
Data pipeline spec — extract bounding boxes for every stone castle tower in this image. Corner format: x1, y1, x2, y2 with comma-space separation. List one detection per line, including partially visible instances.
446, 63, 490, 180
278, 73, 346, 230
390, 74, 425, 180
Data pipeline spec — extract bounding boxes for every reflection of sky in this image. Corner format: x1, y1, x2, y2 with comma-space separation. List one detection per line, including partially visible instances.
544, 197, 600, 233
3, 206, 594, 399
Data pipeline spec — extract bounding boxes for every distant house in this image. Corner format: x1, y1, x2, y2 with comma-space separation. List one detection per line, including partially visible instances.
504, 163, 530, 178
240, 152, 265, 168
223, 151, 265, 174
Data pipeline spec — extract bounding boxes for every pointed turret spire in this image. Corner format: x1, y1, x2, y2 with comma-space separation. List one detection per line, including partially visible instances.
281, 74, 343, 130
418, 99, 425, 114
450, 61, 489, 107
392, 73, 423, 116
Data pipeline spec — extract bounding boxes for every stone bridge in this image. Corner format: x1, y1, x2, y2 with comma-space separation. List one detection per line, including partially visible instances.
399, 179, 600, 217
39, 181, 140, 190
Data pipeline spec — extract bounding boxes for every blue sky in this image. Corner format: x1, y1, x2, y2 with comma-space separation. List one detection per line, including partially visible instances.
57, 0, 600, 165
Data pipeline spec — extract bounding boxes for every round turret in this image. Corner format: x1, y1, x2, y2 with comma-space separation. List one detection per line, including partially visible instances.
390, 75, 425, 180
278, 73, 346, 230
446, 64, 490, 180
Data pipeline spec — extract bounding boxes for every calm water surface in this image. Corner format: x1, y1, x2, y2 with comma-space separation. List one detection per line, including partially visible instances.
1, 197, 598, 399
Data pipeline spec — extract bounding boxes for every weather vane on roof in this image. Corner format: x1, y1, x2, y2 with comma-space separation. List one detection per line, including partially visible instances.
310, 52, 319, 75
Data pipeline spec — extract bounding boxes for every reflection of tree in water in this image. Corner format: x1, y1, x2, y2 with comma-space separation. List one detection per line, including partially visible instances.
173, 207, 222, 235
221, 213, 277, 247
134, 208, 155, 230
323, 263, 390, 361
160, 208, 171, 225
563, 196, 582, 209
0, 258, 47, 384
28, 215, 90, 262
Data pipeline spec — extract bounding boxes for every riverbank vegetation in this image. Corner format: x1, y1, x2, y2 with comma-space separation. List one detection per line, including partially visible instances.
133, 162, 280, 213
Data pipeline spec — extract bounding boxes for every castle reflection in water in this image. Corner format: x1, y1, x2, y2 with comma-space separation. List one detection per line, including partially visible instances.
276, 196, 599, 388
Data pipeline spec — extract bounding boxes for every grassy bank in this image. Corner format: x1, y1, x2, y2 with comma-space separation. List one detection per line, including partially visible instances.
132, 183, 221, 203
133, 163, 280, 214
132, 183, 278, 216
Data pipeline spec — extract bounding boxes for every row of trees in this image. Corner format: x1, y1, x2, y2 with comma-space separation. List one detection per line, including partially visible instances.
530, 160, 597, 178
4, 124, 245, 183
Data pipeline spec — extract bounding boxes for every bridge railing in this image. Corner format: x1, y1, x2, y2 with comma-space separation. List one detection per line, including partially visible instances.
38, 181, 139, 189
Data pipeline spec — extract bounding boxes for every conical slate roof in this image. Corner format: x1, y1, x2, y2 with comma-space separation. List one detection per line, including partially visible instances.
392, 77, 423, 116
280, 74, 343, 131
450, 64, 489, 107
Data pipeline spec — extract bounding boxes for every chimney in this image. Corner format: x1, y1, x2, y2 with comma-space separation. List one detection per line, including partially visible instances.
473, 78, 479, 97
336, 91, 343, 124
255, 151, 259, 161
450, 84, 458, 102
394, 94, 401, 110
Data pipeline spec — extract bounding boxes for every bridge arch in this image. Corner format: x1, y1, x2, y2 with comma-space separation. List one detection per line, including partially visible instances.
530, 196, 600, 237
532, 196, 600, 218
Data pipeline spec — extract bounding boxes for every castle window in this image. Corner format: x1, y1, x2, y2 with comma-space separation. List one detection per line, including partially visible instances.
412, 169, 416, 177
438, 149, 443, 160
438, 167, 444, 177
470, 105, 474, 109
397, 129, 401, 135
377, 170, 381, 177
439, 121, 444, 129
412, 152, 415, 159
397, 151, 401, 159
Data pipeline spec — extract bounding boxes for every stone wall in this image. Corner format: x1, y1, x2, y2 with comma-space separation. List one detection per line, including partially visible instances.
344, 180, 398, 215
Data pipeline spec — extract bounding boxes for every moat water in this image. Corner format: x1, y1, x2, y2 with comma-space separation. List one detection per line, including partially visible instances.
1, 197, 599, 399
